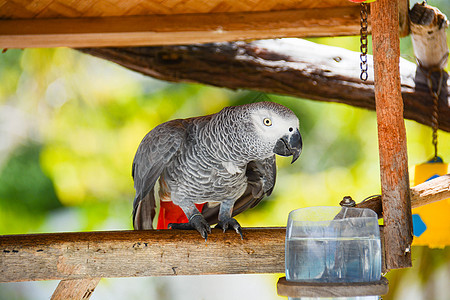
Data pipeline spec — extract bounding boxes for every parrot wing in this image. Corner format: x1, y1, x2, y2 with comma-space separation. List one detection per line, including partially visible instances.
132, 119, 187, 230
202, 155, 277, 225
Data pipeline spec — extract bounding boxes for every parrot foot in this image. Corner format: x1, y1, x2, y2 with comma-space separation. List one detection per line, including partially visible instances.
168, 214, 211, 241
216, 218, 243, 240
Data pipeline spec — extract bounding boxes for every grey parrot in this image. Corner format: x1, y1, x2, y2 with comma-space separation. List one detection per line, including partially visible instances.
132, 101, 302, 239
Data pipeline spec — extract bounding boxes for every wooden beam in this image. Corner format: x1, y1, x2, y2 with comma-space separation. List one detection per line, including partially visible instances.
410, 2, 449, 70
80, 39, 450, 133
51, 278, 101, 300
0, 228, 286, 282
0, 7, 361, 48
0, 227, 390, 285
371, 0, 413, 270
0, 0, 358, 19
355, 174, 450, 218
0, 227, 390, 283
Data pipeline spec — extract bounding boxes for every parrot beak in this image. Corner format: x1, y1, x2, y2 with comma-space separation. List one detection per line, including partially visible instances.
273, 128, 302, 164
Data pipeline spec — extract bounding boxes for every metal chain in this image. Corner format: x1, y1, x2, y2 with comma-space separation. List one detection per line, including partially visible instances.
360, 3, 369, 81
426, 69, 444, 161
419, 65, 444, 161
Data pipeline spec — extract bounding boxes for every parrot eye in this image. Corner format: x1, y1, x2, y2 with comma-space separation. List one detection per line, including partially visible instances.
263, 118, 272, 126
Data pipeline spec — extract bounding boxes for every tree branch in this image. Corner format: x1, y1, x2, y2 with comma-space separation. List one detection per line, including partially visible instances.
1, 171, 447, 283
0, 228, 285, 282
79, 38, 450, 132
356, 174, 450, 218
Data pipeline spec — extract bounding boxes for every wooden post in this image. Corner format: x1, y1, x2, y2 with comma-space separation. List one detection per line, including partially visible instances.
371, 0, 413, 270
51, 278, 101, 300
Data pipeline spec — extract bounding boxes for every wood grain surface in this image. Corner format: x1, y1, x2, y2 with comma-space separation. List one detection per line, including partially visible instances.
80, 39, 450, 133
0, 7, 362, 48
0, 228, 286, 282
51, 278, 101, 300
372, 0, 413, 270
0, 0, 358, 19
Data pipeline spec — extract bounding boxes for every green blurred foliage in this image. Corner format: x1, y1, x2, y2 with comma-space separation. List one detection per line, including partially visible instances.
0, 1, 450, 297
0, 143, 61, 233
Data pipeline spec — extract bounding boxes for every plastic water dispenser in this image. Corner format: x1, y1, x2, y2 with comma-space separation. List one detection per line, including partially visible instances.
284, 206, 382, 300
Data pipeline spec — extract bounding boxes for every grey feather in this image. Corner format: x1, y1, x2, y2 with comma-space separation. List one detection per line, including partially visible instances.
131, 101, 301, 231
201, 155, 277, 225
132, 119, 189, 229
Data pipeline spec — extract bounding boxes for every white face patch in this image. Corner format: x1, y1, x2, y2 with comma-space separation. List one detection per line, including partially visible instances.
250, 108, 299, 143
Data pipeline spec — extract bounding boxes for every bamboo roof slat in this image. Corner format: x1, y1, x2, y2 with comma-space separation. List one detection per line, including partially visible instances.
0, 6, 362, 48
0, 0, 357, 19
0, 0, 411, 48
0, 0, 364, 48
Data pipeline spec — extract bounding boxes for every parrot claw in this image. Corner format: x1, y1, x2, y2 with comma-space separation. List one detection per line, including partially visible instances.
216, 218, 243, 240
168, 214, 211, 241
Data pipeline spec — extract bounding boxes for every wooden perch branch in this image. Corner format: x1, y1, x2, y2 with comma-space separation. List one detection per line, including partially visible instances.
0, 228, 285, 283
80, 38, 450, 132
356, 174, 450, 218
410, 174, 450, 208
0, 171, 446, 283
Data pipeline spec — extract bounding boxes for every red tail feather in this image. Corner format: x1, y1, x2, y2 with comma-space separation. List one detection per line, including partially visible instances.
157, 201, 205, 230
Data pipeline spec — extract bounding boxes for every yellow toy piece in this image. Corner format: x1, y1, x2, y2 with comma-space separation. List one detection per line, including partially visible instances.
412, 158, 449, 248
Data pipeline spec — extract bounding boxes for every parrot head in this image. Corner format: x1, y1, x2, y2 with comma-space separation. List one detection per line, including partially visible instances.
248, 102, 302, 163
